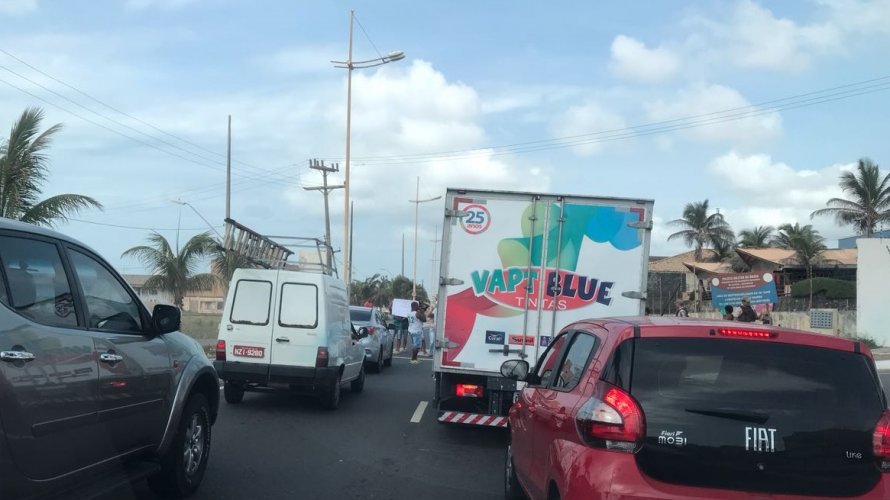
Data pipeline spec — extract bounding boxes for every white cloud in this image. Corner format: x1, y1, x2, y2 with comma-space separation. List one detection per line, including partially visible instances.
126, 0, 199, 10
609, 35, 680, 83
550, 101, 626, 156
255, 45, 341, 75
646, 83, 782, 145
0, 0, 36, 15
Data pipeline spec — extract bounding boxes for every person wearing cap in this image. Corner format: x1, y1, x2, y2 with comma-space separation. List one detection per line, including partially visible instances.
737, 297, 757, 322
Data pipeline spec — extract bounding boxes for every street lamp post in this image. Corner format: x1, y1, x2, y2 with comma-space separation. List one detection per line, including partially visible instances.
409, 176, 441, 300
332, 10, 405, 295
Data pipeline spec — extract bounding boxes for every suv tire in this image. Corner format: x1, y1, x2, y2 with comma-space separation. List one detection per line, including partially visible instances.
148, 393, 212, 498
223, 382, 244, 404
321, 372, 341, 410
350, 365, 365, 393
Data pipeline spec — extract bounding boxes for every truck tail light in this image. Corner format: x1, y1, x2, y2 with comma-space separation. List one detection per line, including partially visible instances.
455, 384, 483, 398
216, 340, 226, 361
315, 347, 329, 368
873, 410, 890, 470
576, 382, 645, 453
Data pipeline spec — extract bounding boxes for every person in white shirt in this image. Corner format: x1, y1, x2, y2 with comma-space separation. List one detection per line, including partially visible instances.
407, 301, 426, 364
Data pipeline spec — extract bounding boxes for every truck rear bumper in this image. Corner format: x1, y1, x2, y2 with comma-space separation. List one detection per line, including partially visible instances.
437, 411, 509, 427
213, 361, 340, 389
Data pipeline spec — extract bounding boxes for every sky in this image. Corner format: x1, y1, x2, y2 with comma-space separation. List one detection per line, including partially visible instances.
1, 0, 889, 285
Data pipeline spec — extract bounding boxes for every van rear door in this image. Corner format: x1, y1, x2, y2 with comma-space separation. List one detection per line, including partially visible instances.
223, 271, 277, 368
269, 278, 321, 368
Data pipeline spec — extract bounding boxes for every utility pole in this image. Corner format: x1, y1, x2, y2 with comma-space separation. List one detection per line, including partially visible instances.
409, 176, 442, 300
401, 233, 405, 277
303, 159, 344, 272
226, 115, 232, 220
349, 201, 355, 292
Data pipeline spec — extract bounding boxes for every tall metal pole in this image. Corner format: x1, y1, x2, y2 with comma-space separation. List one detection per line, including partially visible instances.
413, 176, 419, 300
226, 115, 231, 220
305, 160, 343, 272
401, 233, 405, 277
343, 10, 354, 291
349, 201, 355, 299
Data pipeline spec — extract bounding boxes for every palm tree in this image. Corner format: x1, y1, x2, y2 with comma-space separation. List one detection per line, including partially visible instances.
668, 199, 735, 262
738, 226, 774, 248
211, 243, 255, 294
772, 223, 827, 309
122, 232, 217, 308
811, 158, 890, 237
0, 107, 101, 225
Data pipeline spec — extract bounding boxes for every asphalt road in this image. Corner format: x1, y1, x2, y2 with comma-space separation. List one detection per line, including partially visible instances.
111, 356, 508, 500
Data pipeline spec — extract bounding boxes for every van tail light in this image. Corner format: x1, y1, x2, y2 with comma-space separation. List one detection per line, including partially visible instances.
215, 340, 226, 361
576, 382, 645, 453
873, 410, 890, 470
455, 384, 484, 398
315, 347, 329, 368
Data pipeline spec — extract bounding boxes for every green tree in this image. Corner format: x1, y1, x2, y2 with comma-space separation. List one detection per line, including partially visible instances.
811, 158, 890, 237
0, 107, 101, 225
122, 232, 217, 308
667, 199, 735, 262
211, 243, 255, 294
772, 223, 827, 309
738, 226, 774, 248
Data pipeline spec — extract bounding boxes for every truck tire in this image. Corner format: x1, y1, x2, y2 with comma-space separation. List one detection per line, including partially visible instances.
350, 365, 365, 393
148, 393, 212, 498
223, 382, 244, 404
321, 373, 341, 410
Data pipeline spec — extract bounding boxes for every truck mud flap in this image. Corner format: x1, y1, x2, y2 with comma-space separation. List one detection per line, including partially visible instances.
438, 410, 509, 427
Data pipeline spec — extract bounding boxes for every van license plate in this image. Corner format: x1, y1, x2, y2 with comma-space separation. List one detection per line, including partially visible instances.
233, 345, 265, 358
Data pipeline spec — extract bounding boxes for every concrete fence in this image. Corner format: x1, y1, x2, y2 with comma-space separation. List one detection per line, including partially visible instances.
689, 311, 858, 338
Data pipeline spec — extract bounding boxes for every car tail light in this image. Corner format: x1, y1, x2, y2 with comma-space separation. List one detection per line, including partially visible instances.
455, 384, 484, 398
215, 340, 226, 361
718, 328, 776, 339
576, 382, 645, 453
873, 410, 890, 470
315, 347, 329, 368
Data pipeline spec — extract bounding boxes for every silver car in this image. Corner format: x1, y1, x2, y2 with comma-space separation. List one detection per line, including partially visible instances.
349, 306, 394, 372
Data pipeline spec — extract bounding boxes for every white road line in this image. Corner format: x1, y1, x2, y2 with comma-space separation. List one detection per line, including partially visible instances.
410, 401, 429, 423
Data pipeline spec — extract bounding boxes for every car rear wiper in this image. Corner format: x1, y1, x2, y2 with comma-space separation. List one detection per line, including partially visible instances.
685, 407, 769, 425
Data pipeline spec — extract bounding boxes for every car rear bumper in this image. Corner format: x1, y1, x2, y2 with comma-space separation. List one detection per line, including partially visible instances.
552, 445, 890, 500
213, 361, 341, 389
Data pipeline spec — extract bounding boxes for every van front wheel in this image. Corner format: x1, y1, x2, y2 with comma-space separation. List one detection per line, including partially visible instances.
321, 373, 341, 410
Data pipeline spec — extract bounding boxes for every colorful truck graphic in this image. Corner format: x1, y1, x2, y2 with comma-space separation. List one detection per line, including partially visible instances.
433, 189, 653, 425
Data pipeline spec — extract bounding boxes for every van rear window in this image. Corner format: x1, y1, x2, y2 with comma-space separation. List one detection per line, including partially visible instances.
230, 280, 272, 325
279, 283, 317, 328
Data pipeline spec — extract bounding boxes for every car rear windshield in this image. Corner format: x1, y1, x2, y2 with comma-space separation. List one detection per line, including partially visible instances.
624, 337, 885, 497
349, 309, 371, 322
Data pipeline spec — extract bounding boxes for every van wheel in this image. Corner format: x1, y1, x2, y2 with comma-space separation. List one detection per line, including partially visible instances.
383, 344, 393, 367
505, 445, 526, 500
350, 365, 365, 393
223, 382, 244, 404
321, 373, 341, 410
148, 394, 211, 498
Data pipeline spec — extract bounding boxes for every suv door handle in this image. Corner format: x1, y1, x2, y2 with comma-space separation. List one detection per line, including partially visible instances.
99, 353, 124, 363
275, 337, 290, 343
1, 351, 35, 362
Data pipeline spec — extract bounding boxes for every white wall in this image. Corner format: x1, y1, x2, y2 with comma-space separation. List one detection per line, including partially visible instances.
857, 238, 890, 345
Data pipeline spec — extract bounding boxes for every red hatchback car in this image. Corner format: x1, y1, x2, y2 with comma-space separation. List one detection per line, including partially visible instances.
501, 317, 890, 500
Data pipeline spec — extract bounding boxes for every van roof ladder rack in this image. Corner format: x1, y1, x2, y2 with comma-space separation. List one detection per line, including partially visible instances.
222, 218, 293, 270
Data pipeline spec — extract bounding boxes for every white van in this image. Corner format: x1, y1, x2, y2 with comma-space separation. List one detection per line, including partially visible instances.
213, 268, 364, 409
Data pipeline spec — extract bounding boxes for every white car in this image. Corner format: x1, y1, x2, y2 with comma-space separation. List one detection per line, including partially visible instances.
349, 306, 394, 372
214, 268, 365, 409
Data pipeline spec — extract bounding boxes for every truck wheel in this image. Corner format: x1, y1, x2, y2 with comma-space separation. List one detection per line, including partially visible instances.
223, 382, 244, 404
321, 373, 341, 410
505, 445, 526, 500
148, 393, 212, 498
350, 365, 365, 393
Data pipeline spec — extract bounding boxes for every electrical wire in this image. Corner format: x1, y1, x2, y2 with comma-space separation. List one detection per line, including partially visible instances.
66, 217, 222, 231
353, 14, 384, 60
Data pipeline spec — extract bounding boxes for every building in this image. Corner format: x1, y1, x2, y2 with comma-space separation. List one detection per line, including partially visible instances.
838, 230, 890, 248
124, 274, 175, 309
124, 274, 226, 314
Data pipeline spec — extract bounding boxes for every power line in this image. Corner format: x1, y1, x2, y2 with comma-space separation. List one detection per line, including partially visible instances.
353, 14, 384, 60
67, 217, 221, 231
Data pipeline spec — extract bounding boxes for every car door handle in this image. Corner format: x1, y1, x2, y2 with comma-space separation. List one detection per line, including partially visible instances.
99, 353, 124, 363
275, 337, 290, 343
1, 351, 35, 362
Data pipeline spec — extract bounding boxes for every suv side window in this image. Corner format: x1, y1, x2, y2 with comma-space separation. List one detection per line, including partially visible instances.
535, 334, 568, 387
552, 333, 599, 390
68, 249, 143, 333
0, 235, 78, 328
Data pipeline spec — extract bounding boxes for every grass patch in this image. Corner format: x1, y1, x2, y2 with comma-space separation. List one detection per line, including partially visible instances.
790, 277, 856, 299
180, 312, 222, 340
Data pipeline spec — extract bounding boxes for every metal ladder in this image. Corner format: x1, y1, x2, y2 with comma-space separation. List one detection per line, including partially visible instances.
222, 218, 293, 269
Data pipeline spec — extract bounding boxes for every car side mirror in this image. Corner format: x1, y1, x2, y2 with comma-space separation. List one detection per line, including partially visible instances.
152, 304, 181, 334
500, 359, 530, 381
357, 327, 369, 339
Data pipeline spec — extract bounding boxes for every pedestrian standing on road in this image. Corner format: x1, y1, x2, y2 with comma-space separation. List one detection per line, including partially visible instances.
676, 302, 689, 317
760, 308, 773, 325
398, 315, 409, 352
423, 309, 436, 357
723, 305, 735, 321
408, 301, 426, 364
738, 297, 757, 322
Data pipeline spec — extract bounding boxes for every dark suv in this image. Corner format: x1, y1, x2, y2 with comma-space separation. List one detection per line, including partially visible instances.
0, 218, 219, 499
502, 316, 889, 500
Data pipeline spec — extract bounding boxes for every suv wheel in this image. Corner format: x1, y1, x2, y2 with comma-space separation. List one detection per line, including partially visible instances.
149, 393, 211, 498
321, 372, 341, 410
350, 365, 365, 393
505, 444, 526, 500
223, 382, 244, 404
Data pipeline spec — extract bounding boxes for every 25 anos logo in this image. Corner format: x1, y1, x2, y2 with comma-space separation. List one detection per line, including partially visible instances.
460, 204, 491, 235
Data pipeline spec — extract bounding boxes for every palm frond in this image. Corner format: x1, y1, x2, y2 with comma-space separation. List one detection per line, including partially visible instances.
20, 193, 102, 226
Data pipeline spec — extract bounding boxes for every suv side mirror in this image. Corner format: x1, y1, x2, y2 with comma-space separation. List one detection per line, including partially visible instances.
152, 304, 181, 334
500, 359, 530, 381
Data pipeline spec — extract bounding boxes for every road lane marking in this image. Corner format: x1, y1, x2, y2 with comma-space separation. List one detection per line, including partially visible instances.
411, 401, 428, 423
